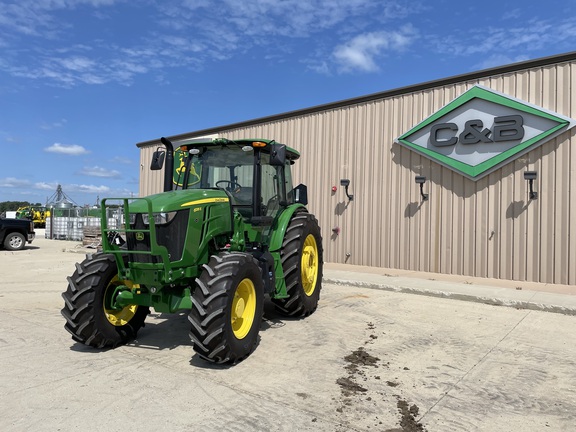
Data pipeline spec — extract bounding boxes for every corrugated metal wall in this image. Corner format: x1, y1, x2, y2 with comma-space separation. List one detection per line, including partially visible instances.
139, 60, 576, 285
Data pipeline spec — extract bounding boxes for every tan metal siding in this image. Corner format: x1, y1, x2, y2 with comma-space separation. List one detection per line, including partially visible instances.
138, 59, 576, 285
139, 146, 164, 197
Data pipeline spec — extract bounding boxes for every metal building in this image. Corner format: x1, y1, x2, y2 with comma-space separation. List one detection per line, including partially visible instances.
137, 51, 576, 285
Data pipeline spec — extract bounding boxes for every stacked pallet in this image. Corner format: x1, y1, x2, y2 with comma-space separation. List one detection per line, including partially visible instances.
82, 226, 102, 248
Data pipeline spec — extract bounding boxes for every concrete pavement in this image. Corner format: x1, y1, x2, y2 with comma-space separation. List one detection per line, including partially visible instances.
1, 235, 576, 431
323, 262, 576, 316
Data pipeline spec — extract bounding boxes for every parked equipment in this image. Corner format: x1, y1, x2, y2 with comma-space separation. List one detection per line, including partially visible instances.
16, 206, 49, 228
61, 137, 323, 364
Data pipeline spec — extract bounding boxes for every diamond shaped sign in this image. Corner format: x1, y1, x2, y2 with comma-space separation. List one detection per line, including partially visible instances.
396, 85, 575, 179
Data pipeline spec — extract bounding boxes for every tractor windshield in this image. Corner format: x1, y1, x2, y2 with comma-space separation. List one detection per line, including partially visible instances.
174, 145, 254, 191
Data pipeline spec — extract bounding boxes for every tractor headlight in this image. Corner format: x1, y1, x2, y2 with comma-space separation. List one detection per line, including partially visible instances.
142, 211, 177, 226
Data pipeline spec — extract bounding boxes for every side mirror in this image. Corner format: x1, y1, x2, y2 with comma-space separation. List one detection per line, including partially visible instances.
293, 184, 308, 205
150, 149, 165, 170
269, 143, 286, 166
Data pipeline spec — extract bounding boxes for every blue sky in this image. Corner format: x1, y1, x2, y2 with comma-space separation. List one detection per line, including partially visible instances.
1, 0, 575, 206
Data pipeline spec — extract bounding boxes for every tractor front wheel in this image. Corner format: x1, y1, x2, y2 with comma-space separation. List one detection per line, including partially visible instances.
61, 253, 149, 348
189, 252, 264, 364
273, 210, 323, 317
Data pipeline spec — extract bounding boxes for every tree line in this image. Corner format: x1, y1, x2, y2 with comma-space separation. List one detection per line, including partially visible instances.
0, 201, 43, 213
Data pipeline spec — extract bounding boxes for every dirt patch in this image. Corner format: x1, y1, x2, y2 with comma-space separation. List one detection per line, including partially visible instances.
344, 347, 380, 374
336, 376, 368, 396
337, 346, 379, 398
336, 321, 428, 432
396, 399, 426, 432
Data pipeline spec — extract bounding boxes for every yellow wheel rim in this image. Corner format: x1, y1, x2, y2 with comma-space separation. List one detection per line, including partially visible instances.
103, 276, 139, 327
231, 278, 257, 340
301, 234, 319, 296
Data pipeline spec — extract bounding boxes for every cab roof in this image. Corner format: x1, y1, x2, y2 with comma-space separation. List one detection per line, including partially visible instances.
172, 137, 300, 160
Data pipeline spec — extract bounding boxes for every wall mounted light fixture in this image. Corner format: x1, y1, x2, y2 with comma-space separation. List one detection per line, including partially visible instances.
524, 171, 538, 200
415, 176, 429, 201
340, 179, 354, 201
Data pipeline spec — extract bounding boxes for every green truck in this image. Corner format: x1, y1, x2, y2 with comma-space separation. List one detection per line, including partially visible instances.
62, 137, 322, 364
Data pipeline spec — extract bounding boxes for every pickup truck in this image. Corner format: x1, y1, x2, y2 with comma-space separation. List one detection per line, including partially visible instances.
0, 217, 35, 250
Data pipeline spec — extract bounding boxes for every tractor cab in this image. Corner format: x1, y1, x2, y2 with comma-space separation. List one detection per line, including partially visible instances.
153, 138, 306, 225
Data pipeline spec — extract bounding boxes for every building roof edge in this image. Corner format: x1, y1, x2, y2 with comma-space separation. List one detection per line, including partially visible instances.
137, 51, 576, 148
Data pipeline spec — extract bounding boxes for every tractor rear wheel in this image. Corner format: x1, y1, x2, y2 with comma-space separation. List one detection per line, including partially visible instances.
189, 252, 264, 364
61, 253, 149, 348
273, 210, 323, 317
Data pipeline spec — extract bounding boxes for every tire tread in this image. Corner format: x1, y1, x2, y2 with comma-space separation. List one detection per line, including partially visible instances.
61, 253, 149, 348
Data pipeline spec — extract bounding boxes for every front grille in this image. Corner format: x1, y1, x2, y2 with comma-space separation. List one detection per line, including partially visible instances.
156, 209, 189, 261
127, 209, 189, 263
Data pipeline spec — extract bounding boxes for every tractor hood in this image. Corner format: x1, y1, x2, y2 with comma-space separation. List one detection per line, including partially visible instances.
128, 189, 230, 214
101, 187, 234, 287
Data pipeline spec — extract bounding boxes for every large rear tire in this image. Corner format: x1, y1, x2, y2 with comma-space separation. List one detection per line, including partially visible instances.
61, 253, 149, 348
189, 252, 264, 364
273, 210, 323, 317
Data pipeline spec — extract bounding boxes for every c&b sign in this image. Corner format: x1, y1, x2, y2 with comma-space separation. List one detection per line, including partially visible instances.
396, 85, 575, 180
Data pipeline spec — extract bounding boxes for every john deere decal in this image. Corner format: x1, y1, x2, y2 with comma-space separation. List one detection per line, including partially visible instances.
396, 85, 576, 180
173, 148, 202, 187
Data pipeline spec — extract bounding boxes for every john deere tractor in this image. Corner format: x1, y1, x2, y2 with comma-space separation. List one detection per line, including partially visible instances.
61, 137, 322, 364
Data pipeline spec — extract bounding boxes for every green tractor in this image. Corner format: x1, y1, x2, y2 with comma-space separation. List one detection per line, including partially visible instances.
61, 137, 322, 364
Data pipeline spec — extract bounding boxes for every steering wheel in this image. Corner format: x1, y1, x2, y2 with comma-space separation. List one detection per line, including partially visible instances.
216, 180, 242, 193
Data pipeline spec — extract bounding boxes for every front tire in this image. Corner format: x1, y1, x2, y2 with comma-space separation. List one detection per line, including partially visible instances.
273, 210, 323, 317
4, 232, 25, 250
61, 253, 149, 348
189, 252, 264, 364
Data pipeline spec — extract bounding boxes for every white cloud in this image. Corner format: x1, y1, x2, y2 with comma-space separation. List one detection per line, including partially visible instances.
44, 143, 90, 155
333, 29, 417, 73
306, 59, 331, 75
472, 54, 530, 71
0, 177, 32, 188
0, 0, 427, 86
66, 183, 111, 193
40, 118, 67, 130
110, 156, 134, 164
0, 178, 126, 205
34, 181, 60, 191
58, 56, 95, 71
81, 166, 121, 178
431, 19, 576, 58
0, 0, 117, 38
4, 0, 573, 86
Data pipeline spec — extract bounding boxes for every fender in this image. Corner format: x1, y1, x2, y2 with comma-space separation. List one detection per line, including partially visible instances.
268, 203, 307, 252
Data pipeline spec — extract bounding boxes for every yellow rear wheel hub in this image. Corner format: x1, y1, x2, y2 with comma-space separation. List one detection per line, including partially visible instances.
301, 234, 319, 296
231, 278, 257, 339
